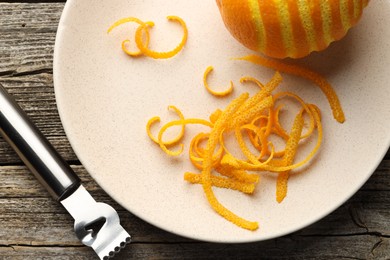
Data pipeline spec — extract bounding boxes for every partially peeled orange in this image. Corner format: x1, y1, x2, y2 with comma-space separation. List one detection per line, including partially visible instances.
216, 0, 369, 59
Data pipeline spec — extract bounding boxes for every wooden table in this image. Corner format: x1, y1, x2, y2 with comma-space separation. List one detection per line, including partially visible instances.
0, 1, 389, 259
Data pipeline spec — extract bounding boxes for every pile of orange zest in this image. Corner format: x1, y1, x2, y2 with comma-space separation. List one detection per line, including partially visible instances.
203, 66, 234, 97
220, 105, 322, 173
147, 70, 329, 231
235, 55, 345, 123
135, 16, 188, 59
107, 17, 152, 57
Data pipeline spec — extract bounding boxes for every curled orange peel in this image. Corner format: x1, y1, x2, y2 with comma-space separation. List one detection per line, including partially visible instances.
157, 118, 213, 156
107, 17, 152, 57
135, 15, 188, 59
273, 91, 315, 139
146, 105, 185, 146
203, 66, 234, 97
240, 76, 264, 89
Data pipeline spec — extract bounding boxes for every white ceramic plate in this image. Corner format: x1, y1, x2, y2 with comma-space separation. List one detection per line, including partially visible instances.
54, 0, 390, 243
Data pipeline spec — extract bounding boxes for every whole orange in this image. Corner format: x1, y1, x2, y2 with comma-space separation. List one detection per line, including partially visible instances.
216, 0, 369, 59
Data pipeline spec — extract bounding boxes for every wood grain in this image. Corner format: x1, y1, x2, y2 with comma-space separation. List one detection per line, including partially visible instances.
0, 2, 389, 259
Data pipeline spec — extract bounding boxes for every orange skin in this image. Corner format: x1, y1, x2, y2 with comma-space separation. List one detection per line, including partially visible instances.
216, 0, 369, 59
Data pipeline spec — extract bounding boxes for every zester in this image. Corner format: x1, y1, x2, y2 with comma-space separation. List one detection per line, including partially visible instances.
0, 83, 131, 259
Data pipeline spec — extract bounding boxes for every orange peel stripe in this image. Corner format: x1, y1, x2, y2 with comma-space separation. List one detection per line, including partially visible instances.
328, 0, 346, 41
353, 0, 362, 19
351, 0, 365, 25
319, 0, 333, 46
236, 55, 345, 123
340, 0, 352, 32
347, 0, 358, 26
296, 0, 318, 53
275, 0, 295, 58
258, 0, 286, 58
247, 0, 266, 52
222, 0, 260, 51
308, 0, 327, 51
287, 0, 311, 58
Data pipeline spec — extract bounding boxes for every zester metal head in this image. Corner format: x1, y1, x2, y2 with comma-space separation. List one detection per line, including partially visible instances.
61, 185, 131, 259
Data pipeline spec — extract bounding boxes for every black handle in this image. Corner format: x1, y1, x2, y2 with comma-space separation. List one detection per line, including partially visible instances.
0, 83, 80, 201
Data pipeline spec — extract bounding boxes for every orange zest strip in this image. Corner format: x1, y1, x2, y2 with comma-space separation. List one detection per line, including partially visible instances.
157, 118, 213, 156
121, 40, 144, 57
135, 15, 188, 59
270, 104, 290, 140
276, 109, 304, 203
189, 133, 224, 170
235, 127, 262, 165
184, 172, 256, 194
203, 66, 234, 97
236, 55, 345, 123
146, 106, 185, 146
121, 22, 152, 57
107, 17, 151, 57
107, 17, 146, 33
220, 143, 276, 172
245, 116, 267, 152
240, 76, 265, 88
273, 91, 315, 139
227, 95, 274, 129
216, 165, 260, 184
230, 72, 282, 126
146, 116, 162, 143
201, 93, 260, 231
